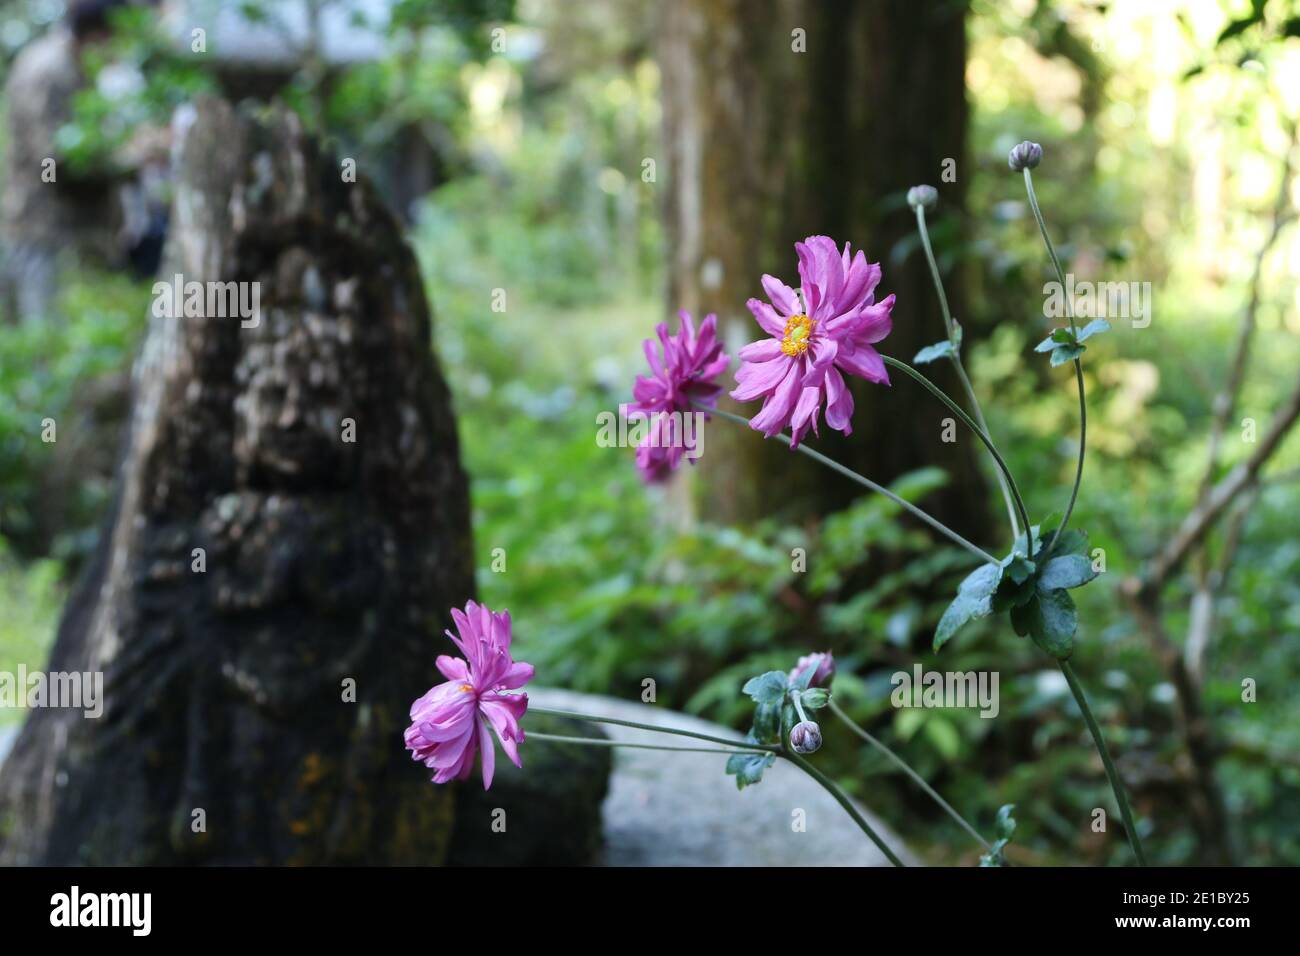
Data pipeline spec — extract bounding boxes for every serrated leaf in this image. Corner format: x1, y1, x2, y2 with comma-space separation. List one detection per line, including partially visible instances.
742, 671, 789, 705
1038, 553, 1097, 591
1024, 588, 1077, 659
914, 340, 957, 364
1050, 343, 1085, 366
933, 563, 1001, 651
753, 701, 781, 742
725, 750, 776, 790
1076, 318, 1111, 342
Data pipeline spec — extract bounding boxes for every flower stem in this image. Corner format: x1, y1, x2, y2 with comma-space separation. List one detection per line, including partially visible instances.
529, 706, 781, 752
915, 205, 1022, 542
1023, 168, 1078, 339
1042, 360, 1087, 565
1058, 660, 1148, 866
782, 750, 906, 867
527, 731, 768, 756
1022, 168, 1088, 560
829, 698, 990, 852
700, 403, 998, 566
880, 356, 1033, 552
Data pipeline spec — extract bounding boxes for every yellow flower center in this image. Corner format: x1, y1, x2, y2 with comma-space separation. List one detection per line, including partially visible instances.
781, 314, 815, 357
459, 684, 474, 693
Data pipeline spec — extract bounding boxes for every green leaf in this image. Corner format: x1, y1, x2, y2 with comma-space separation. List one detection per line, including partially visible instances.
995, 803, 1017, 839
1038, 553, 1097, 591
991, 572, 1037, 612
1076, 318, 1111, 342
1039, 526, 1088, 557
925, 715, 961, 760
1022, 588, 1078, 659
1049, 343, 1085, 366
933, 563, 1001, 651
753, 701, 782, 742
742, 671, 789, 705
1004, 553, 1036, 584
1009, 596, 1035, 637
914, 340, 956, 364
725, 749, 777, 790
780, 701, 797, 738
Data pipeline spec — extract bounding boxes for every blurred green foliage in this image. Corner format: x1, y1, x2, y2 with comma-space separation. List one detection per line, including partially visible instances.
0, 0, 1297, 865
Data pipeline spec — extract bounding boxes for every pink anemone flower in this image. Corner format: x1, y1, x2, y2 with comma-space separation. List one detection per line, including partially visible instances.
405, 600, 534, 790
731, 236, 895, 448
630, 311, 730, 482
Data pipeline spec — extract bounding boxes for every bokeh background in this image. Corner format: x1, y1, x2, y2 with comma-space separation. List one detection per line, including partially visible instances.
1, 0, 1298, 865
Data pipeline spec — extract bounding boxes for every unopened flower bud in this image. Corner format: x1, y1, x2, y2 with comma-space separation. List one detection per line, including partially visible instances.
789, 720, 823, 754
907, 185, 938, 210
1008, 141, 1042, 171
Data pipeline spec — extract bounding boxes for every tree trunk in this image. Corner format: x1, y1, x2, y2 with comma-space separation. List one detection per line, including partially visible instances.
659, 0, 988, 538
0, 98, 474, 864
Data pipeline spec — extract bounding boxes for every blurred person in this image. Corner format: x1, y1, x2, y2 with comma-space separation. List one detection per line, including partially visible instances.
0, 0, 157, 324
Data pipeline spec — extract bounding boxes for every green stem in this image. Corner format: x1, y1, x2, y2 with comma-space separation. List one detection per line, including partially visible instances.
782, 750, 906, 867
880, 356, 1034, 552
532, 707, 905, 865
701, 403, 998, 566
915, 205, 1022, 541
527, 731, 767, 756
529, 706, 780, 752
1042, 360, 1087, 564
1021, 167, 1087, 560
1059, 660, 1148, 866
829, 698, 990, 852
1023, 168, 1078, 338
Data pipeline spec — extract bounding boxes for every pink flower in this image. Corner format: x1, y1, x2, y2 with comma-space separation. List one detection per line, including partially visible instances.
731, 236, 895, 447
790, 651, 836, 689
630, 311, 730, 482
405, 600, 534, 790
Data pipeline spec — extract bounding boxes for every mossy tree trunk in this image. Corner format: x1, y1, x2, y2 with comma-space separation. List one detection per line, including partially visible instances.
0, 98, 474, 864
659, 0, 989, 540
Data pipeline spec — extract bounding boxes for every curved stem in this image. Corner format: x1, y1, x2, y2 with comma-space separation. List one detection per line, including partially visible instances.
1042, 359, 1087, 564
880, 356, 1034, 552
529, 706, 780, 752
1021, 168, 1087, 560
782, 750, 906, 867
1024, 168, 1078, 338
829, 699, 990, 852
527, 731, 767, 756
916, 205, 1022, 541
700, 403, 998, 565
1059, 660, 1148, 866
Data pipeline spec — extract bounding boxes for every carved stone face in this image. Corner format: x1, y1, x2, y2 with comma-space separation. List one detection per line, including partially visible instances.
232, 247, 360, 489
